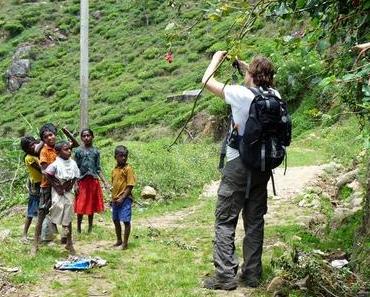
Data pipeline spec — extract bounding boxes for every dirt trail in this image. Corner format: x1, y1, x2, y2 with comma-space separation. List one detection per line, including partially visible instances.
136, 165, 326, 297
6, 165, 325, 297
137, 165, 325, 229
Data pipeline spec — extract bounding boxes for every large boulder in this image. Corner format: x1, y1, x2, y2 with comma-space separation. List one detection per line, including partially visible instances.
5, 44, 33, 92
141, 186, 157, 200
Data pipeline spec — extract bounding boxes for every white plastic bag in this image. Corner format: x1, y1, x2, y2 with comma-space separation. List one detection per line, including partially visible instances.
41, 215, 56, 242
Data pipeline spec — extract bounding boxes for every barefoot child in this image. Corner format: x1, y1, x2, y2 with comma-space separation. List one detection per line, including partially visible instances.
20, 136, 42, 241
111, 145, 136, 250
45, 141, 80, 254
32, 123, 78, 255
74, 129, 110, 233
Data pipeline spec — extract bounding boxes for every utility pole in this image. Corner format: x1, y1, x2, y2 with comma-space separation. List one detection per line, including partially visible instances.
80, 0, 89, 131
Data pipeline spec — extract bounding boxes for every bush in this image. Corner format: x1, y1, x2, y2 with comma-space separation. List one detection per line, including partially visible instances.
4, 20, 24, 37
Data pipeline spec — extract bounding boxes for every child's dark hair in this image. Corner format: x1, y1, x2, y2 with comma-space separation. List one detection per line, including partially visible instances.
55, 140, 70, 153
20, 135, 36, 155
114, 145, 128, 157
80, 128, 94, 137
39, 123, 57, 140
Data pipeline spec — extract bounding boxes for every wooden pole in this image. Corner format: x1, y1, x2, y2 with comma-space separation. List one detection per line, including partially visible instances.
80, 0, 89, 131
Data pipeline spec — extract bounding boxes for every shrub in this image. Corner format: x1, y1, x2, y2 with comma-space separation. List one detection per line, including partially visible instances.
4, 20, 24, 37
142, 47, 160, 60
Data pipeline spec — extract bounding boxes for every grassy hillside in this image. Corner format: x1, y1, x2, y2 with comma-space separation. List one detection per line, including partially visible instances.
0, 0, 215, 137
0, 0, 366, 207
0, 0, 341, 138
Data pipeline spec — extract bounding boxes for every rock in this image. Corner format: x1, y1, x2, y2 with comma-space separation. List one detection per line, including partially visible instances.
13, 45, 32, 59
166, 89, 202, 102
141, 186, 157, 200
5, 44, 33, 92
349, 193, 363, 208
310, 199, 321, 209
323, 162, 344, 175
347, 180, 362, 192
267, 276, 285, 293
330, 207, 359, 229
336, 169, 359, 188
6, 59, 30, 77
298, 199, 307, 207
331, 259, 348, 268
308, 213, 327, 230
305, 186, 322, 195
295, 275, 309, 290
0, 229, 11, 241
92, 10, 102, 20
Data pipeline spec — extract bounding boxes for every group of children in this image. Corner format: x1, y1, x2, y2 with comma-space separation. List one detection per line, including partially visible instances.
20, 123, 136, 255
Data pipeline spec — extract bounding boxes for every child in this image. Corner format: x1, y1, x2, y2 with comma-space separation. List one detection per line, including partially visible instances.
20, 136, 42, 241
45, 141, 80, 254
31, 123, 78, 255
111, 145, 136, 250
74, 128, 110, 233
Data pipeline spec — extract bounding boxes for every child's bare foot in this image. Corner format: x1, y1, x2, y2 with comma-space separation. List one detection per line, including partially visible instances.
121, 243, 128, 250
112, 241, 122, 247
65, 244, 76, 255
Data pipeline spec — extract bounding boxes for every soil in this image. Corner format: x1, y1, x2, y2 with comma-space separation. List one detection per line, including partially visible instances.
5, 165, 325, 297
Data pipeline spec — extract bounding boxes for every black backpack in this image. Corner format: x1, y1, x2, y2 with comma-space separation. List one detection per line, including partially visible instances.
238, 87, 292, 172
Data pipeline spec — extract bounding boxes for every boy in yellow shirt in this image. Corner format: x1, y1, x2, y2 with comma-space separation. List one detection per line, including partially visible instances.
20, 136, 42, 241
111, 145, 136, 250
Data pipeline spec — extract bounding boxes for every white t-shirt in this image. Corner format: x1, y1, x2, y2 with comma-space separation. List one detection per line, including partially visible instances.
45, 156, 80, 182
224, 85, 281, 162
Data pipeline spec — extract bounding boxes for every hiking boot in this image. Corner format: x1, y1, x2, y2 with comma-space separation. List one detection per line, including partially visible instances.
203, 276, 237, 291
238, 274, 259, 288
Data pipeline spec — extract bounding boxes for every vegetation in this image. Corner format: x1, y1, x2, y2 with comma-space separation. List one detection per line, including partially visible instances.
0, 0, 369, 296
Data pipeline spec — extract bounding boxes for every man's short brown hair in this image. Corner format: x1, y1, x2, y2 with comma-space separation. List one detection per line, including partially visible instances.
248, 56, 275, 89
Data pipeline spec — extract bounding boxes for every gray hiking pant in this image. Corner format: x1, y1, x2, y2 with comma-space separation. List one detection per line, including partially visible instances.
213, 156, 270, 282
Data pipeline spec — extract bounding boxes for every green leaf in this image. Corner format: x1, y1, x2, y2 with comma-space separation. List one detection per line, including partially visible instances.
363, 85, 370, 97
317, 39, 330, 53
296, 0, 307, 9
342, 73, 356, 81
363, 0, 370, 10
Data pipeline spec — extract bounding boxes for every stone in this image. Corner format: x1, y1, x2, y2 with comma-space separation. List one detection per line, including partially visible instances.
330, 207, 358, 229
92, 10, 102, 20
141, 186, 157, 200
308, 213, 327, 230
0, 229, 10, 241
295, 275, 309, 290
6, 59, 30, 77
347, 180, 362, 192
166, 89, 202, 102
310, 199, 321, 209
5, 45, 33, 92
305, 186, 322, 194
267, 276, 285, 293
336, 169, 359, 188
13, 45, 32, 59
298, 199, 307, 207
349, 194, 363, 208
323, 162, 341, 174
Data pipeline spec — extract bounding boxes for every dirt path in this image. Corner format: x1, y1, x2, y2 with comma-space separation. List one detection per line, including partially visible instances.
6, 165, 325, 297
137, 165, 325, 229
136, 165, 326, 297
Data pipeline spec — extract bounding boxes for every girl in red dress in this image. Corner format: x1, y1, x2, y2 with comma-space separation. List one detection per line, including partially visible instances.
74, 129, 110, 233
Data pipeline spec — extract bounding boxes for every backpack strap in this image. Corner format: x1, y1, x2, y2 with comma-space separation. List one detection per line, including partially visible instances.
270, 170, 277, 196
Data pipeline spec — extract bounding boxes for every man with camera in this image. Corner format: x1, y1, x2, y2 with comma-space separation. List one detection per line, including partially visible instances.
202, 51, 281, 290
